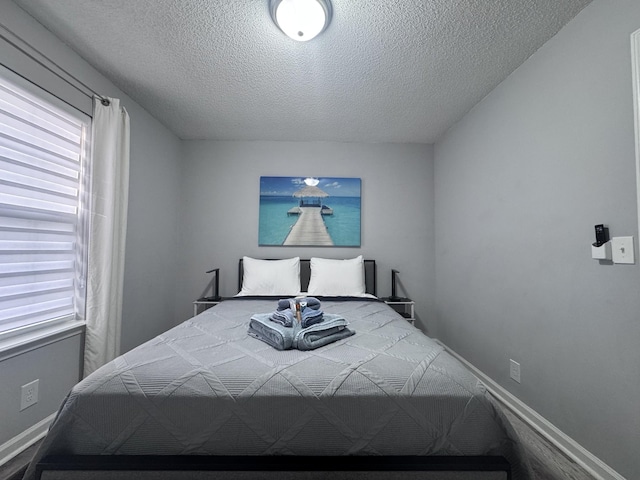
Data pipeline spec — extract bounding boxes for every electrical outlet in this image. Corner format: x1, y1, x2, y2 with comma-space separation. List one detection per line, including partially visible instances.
509, 360, 521, 384
20, 379, 39, 411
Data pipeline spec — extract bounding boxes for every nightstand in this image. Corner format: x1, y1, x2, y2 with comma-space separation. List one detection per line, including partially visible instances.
382, 297, 415, 324
193, 298, 222, 316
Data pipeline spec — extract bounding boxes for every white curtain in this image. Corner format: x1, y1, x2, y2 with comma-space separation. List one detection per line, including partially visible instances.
83, 96, 130, 377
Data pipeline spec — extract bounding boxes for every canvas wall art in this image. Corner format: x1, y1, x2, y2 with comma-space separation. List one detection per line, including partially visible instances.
259, 176, 361, 247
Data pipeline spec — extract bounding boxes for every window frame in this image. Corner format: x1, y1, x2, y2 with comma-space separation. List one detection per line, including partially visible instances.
0, 65, 91, 351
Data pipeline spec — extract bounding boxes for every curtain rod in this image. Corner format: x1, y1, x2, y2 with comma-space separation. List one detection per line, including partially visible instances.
0, 21, 110, 106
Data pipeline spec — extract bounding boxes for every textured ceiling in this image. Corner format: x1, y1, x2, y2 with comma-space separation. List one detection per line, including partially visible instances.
15, 0, 592, 143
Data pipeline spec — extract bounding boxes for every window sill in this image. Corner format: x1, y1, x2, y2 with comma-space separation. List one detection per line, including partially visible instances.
0, 320, 86, 362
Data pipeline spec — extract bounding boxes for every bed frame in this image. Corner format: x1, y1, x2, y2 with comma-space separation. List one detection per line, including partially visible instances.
238, 258, 378, 296
34, 258, 514, 480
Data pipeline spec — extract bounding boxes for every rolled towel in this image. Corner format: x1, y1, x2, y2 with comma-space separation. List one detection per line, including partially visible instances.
270, 309, 295, 327
275, 297, 324, 327
277, 299, 295, 311
301, 297, 321, 310
301, 307, 324, 328
277, 297, 321, 311
248, 313, 295, 350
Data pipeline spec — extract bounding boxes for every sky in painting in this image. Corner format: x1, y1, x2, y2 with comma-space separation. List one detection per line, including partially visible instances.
260, 177, 361, 197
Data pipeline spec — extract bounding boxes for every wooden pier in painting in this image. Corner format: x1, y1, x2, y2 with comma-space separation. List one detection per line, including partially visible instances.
283, 207, 334, 246
288, 206, 333, 215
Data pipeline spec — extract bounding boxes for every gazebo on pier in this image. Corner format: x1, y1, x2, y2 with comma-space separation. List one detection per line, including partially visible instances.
288, 185, 333, 215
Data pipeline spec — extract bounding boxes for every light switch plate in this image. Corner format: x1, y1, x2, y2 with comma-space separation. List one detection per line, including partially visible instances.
611, 236, 635, 264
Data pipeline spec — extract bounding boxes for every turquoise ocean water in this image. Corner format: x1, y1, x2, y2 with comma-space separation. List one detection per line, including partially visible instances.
259, 196, 361, 246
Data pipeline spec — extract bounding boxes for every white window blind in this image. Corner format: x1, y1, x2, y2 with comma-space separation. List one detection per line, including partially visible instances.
0, 73, 89, 336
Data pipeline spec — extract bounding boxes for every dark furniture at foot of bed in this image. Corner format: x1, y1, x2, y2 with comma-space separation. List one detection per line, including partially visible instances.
36, 455, 511, 479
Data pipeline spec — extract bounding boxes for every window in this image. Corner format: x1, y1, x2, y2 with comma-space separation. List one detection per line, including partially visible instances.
0, 71, 90, 338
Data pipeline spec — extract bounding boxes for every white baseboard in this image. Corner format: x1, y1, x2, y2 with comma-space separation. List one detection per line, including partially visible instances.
0, 413, 55, 467
437, 340, 626, 480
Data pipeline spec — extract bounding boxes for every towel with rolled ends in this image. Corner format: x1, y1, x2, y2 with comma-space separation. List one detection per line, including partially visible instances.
270, 309, 296, 327
274, 297, 324, 328
248, 313, 354, 351
300, 307, 324, 328
277, 297, 321, 311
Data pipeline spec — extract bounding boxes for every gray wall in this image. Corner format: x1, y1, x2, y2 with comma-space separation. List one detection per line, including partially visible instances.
434, 1, 640, 477
0, 336, 82, 444
176, 141, 435, 330
4, 0, 636, 475
0, 0, 182, 446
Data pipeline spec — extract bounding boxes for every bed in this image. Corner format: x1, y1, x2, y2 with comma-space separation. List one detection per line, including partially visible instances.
24, 257, 532, 480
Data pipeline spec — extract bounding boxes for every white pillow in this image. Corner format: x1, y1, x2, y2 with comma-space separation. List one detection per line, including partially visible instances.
237, 257, 301, 296
307, 256, 366, 296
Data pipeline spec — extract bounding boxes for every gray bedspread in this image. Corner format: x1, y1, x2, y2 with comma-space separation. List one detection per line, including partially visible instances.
24, 298, 532, 480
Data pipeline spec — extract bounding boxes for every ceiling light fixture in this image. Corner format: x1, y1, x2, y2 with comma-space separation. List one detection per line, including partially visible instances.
269, 0, 332, 42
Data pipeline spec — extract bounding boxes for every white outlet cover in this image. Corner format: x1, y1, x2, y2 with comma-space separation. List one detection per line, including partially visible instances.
509, 359, 521, 383
20, 379, 39, 411
611, 236, 635, 264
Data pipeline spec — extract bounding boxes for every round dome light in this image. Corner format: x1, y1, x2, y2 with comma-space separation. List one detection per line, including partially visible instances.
270, 0, 332, 42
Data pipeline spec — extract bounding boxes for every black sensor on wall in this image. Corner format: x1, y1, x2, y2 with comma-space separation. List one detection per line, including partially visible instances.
593, 224, 609, 247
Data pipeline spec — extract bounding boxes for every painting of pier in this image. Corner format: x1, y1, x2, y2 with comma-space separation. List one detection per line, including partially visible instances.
258, 176, 361, 247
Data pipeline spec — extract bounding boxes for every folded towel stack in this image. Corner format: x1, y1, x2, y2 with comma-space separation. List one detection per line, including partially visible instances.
271, 296, 324, 328
247, 297, 355, 351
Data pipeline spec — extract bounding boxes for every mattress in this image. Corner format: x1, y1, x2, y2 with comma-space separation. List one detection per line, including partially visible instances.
24, 298, 532, 479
